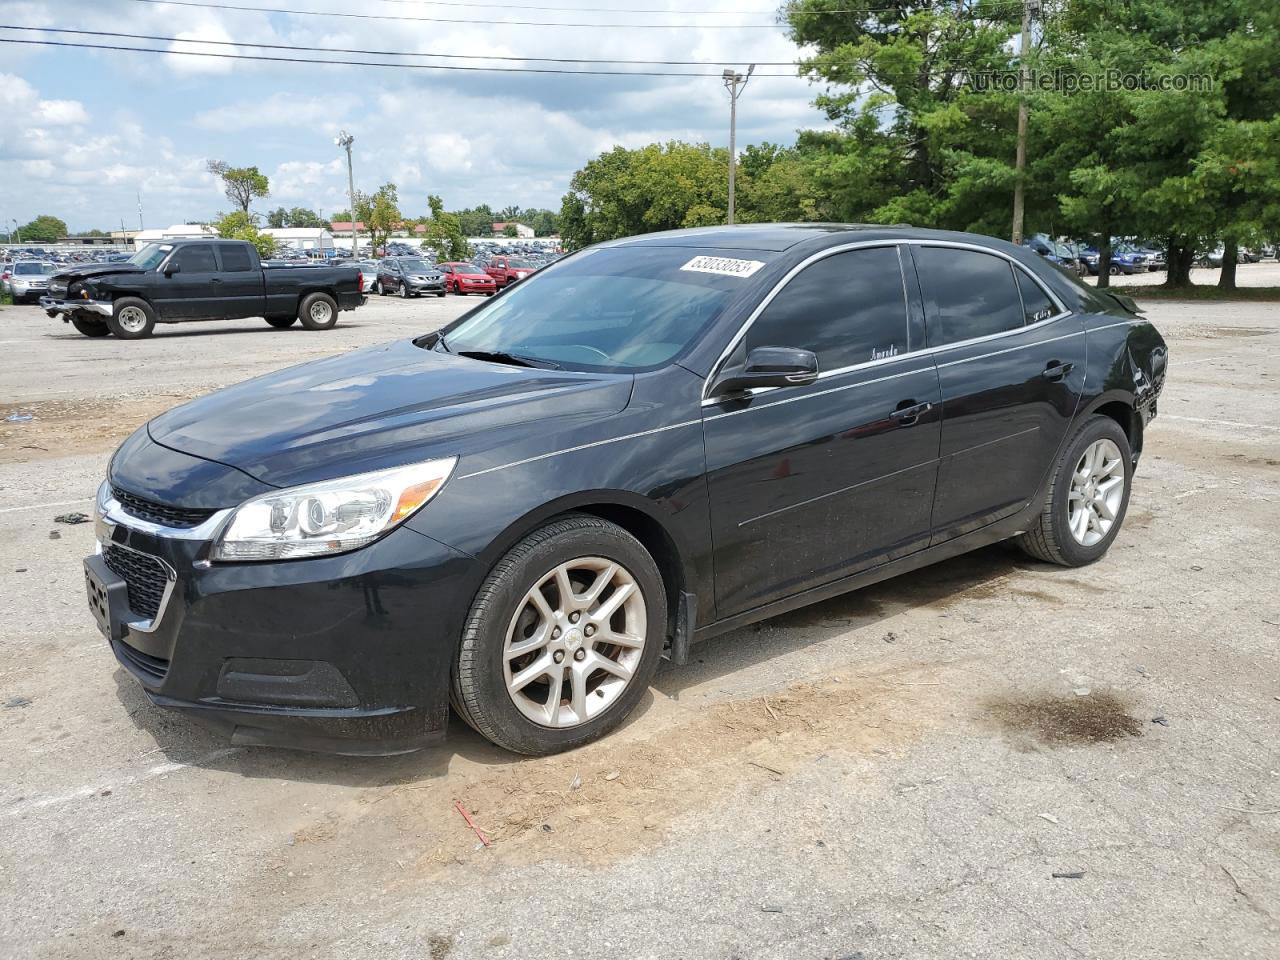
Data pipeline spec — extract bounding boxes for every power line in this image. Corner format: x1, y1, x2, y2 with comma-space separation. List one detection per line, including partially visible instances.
0, 29, 1016, 74
368, 0, 1025, 14
123, 0, 1025, 29
0, 36, 814, 76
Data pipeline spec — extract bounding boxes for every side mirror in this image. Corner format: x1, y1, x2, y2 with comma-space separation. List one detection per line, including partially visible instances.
710, 346, 819, 398
163, 263, 181, 276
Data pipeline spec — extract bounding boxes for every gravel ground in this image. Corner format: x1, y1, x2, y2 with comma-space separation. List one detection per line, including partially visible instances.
1, 275, 1278, 960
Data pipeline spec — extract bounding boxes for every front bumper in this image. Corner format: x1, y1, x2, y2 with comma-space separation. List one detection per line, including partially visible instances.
86, 491, 481, 754
41, 296, 113, 317
408, 279, 446, 293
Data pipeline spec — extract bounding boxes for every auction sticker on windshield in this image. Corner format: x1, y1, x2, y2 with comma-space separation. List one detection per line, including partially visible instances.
679, 255, 766, 278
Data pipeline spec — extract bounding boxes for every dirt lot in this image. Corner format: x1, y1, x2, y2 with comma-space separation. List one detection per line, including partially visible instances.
1, 274, 1278, 959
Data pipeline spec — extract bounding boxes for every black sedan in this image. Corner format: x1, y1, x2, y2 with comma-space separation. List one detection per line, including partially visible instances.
375, 257, 446, 298
85, 225, 1167, 756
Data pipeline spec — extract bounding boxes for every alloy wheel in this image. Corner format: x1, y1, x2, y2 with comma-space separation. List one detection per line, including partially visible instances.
117, 306, 147, 333
1067, 438, 1125, 546
309, 300, 333, 323
502, 557, 647, 729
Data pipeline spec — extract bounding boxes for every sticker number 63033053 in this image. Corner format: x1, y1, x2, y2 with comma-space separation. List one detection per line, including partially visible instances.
679, 255, 766, 278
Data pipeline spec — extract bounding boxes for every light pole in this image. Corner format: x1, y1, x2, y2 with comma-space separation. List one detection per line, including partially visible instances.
723, 64, 755, 226
335, 131, 359, 257
11, 219, 20, 244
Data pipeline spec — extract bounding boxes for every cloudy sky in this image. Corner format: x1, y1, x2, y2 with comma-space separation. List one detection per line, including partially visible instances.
0, 0, 832, 232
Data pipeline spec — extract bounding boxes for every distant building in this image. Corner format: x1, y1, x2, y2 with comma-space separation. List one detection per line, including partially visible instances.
492, 221, 535, 239
58, 235, 116, 246
261, 227, 335, 253
133, 224, 219, 245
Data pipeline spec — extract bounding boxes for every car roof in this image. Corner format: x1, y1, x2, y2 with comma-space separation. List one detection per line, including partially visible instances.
599, 223, 1028, 256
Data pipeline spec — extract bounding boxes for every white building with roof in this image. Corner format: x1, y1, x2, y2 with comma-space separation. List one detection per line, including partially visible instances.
132, 224, 219, 245
261, 227, 335, 253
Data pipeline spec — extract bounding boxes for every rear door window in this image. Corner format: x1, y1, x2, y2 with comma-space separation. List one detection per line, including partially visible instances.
915, 247, 1026, 347
172, 245, 217, 273
218, 244, 253, 272
745, 246, 910, 370
1015, 269, 1058, 324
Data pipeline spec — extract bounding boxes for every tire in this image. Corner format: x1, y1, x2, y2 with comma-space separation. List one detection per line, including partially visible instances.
71, 317, 111, 337
452, 514, 667, 755
486, 291, 495, 297
436, 290, 446, 298
297, 292, 338, 330
107, 298, 156, 340
376, 281, 385, 296
1019, 415, 1133, 567
400, 281, 411, 299
1108, 265, 1120, 276
265, 316, 296, 329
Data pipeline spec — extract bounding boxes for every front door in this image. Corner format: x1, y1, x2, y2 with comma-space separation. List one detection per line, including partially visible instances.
908, 244, 1086, 542
703, 244, 942, 619
154, 244, 220, 320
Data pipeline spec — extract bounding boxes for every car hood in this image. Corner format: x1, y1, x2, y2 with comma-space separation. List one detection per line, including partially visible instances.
147, 338, 634, 491
53, 262, 145, 282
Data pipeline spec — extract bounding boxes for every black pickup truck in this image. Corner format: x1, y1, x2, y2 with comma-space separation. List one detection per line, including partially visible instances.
40, 238, 365, 339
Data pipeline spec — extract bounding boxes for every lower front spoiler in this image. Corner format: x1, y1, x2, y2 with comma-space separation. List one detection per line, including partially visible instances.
40, 296, 113, 317
142, 690, 447, 756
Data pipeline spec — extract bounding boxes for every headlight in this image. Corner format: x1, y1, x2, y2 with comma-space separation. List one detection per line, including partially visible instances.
95, 479, 112, 517
211, 457, 456, 562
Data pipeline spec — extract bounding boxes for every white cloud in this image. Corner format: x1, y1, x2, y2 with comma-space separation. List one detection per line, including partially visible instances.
195, 94, 356, 132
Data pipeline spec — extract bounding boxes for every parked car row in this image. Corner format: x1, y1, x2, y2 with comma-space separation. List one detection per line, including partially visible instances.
1021, 234, 1277, 276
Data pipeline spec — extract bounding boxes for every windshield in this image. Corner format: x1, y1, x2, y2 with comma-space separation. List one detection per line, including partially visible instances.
14, 262, 54, 275
398, 259, 435, 273
438, 246, 757, 372
508, 259, 536, 269
451, 263, 485, 275
128, 243, 173, 270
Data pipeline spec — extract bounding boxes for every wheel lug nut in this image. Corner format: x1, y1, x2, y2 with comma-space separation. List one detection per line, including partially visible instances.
584, 625, 595, 637
552, 627, 561, 639
574, 648, 586, 661
553, 650, 565, 663
569, 611, 580, 623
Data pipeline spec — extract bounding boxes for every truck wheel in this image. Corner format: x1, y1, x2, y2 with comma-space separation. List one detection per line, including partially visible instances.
107, 298, 156, 340
452, 514, 667, 755
71, 317, 111, 338
298, 292, 338, 330
265, 316, 296, 329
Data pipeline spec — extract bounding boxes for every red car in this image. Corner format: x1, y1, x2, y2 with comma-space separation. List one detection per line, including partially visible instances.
438, 262, 497, 296
484, 255, 539, 288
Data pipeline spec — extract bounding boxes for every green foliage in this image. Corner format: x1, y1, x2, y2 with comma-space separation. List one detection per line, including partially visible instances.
502, 223, 518, 238
206, 161, 270, 214
212, 211, 276, 258
354, 184, 401, 256
266, 207, 327, 229
421, 194, 472, 260
14, 214, 68, 243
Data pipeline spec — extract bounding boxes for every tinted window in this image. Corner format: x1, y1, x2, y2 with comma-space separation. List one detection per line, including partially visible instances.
916, 247, 1025, 347
745, 246, 908, 369
173, 245, 216, 272
219, 244, 252, 272
1016, 269, 1058, 324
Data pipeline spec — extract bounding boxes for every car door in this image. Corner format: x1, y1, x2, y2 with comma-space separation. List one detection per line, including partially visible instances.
213, 243, 264, 319
155, 244, 220, 320
702, 244, 942, 619
908, 243, 1086, 543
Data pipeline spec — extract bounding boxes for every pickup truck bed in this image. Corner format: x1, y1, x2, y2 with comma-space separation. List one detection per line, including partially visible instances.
41, 238, 365, 340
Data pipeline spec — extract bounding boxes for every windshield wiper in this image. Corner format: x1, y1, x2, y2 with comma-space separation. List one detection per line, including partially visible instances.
434, 334, 451, 353
457, 350, 561, 370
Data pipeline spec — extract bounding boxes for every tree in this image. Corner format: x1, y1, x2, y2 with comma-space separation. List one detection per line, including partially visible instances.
498, 205, 522, 222
502, 223, 518, 238
422, 194, 472, 261
354, 183, 401, 256
529, 208, 559, 236
15, 215, 69, 243
206, 160, 270, 215
267, 206, 328, 229
212, 211, 276, 258
455, 204, 495, 237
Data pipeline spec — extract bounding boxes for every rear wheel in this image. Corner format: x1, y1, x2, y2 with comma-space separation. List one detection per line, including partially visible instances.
265, 315, 296, 329
1019, 415, 1132, 567
452, 514, 666, 755
297, 292, 338, 330
107, 298, 156, 340
71, 317, 111, 337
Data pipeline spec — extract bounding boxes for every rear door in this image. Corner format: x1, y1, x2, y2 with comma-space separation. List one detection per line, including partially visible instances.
154, 244, 220, 320
703, 244, 942, 619
213, 243, 265, 319
908, 243, 1086, 542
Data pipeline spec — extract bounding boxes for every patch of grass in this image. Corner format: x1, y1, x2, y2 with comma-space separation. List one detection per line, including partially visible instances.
1109, 284, 1280, 302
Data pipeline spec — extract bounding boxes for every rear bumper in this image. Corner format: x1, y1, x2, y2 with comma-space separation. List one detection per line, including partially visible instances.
41, 296, 113, 317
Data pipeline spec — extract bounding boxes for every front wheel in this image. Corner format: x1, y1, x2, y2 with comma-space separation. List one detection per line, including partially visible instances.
376, 281, 385, 295
1019, 415, 1133, 567
452, 515, 667, 755
297, 292, 338, 330
436, 290, 446, 298
71, 317, 112, 337
107, 298, 156, 340
400, 281, 411, 299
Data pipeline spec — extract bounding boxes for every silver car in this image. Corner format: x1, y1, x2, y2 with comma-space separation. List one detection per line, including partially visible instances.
6, 261, 55, 303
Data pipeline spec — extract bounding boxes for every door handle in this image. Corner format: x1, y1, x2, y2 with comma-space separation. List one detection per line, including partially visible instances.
1042, 360, 1074, 381
210, 277, 223, 284
890, 399, 932, 427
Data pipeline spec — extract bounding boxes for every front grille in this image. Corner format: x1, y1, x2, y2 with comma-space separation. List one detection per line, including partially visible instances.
113, 486, 216, 529
102, 544, 169, 621
115, 639, 169, 684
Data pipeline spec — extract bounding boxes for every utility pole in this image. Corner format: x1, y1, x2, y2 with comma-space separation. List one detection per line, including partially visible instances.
723, 64, 755, 226
1011, 0, 1037, 245
335, 131, 359, 257
137, 191, 144, 230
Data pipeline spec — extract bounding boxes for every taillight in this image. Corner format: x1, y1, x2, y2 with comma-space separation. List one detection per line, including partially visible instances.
356, 271, 363, 289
